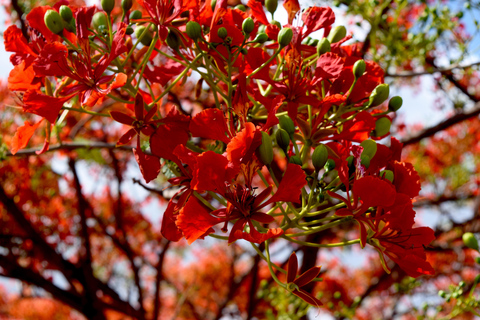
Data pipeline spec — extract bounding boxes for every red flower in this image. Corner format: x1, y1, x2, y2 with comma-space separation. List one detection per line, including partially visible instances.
286, 252, 323, 306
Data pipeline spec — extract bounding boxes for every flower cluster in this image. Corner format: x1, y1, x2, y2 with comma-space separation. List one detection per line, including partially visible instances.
4, 0, 434, 306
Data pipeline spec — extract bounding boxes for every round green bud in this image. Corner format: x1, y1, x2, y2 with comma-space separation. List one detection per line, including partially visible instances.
462, 232, 479, 251
333, 291, 342, 299
459, 281, 466, 288
353, 59, 366, 79
278, 115, 295, 135
134, 25, 153, 46
265, 0, 278, 15
317, 38, 331, 55
126, 26, 134, 35
235, 4, 247, 11
276, 128, 290, 151
380, 170, 394, 183
240, 47, 248, 55
257, 131, 274, 166
186, 21, 202, 40
289, 155, 302, 166
129, 10, 142, 21
271, 20, 282, 29
388, 96, 403, 112
476, 274, 480, 283
65, 17, 76, 33
211, 0, 217, 11
346, 155, 354, 168
242, 17, 255, 34
217, 27, 228, 39
360, 154, 370, 169
258, 24, 266, 33
101, 0, 115, 14
373, 117, 391, 137
325, 158, 336, 171
93, 12, 108, 31
476, 257, 480, 264
122, 0, 133, 12
59, 5, 73, 22
438, 290, 446, 298
327, 25, 347, 44
278, 27, 293, 47
310, 39, 319, 47
166, 29, 181, 50
360, 139, 377, 159
312, 144, 328, 171
369, 83, 390, 106
44, 10, 64, 34
254, 33, 269, 43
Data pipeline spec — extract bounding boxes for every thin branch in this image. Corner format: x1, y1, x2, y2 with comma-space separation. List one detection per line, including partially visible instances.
386, 61, 480, 78
153, 240, 171, 320
10, 0, 28, 39
7, 142, 134, 156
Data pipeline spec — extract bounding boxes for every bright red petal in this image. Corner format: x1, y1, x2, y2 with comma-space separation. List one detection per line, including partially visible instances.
22, 90, 69, 123
176, 197, 219, 244
133, 147, 161, 183
11, 120, 42, 155
353, 176, 396, 208
190, 108, 230, 144
160, 200, 183, 242
265, 164, 307, 206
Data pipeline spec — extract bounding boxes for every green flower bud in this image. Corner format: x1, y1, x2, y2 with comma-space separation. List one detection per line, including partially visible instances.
278, 27, 293, 47
93, 12, 108, 31
325, 158, 335, 171
289, 155, 302, 166
360, 139, 377, 159
369, 83, 390, 106
360, 154, 370, 168
101, 0, 115, 14
317, 38, 331, 55
310, 39, 319, 47
44, 10, 64, 34
380, 170, 394, 183
265, 0, 278, 15
134, 25, 153, 46
327, 25, 347, 44
271, 20, 282, 29
373, 117, 391, 137
353, 59, 366, 79
186, 21, 202, 40
463, 232, 479, 251
438, 290, 447, 298
59, 5, 73, 22
235, 4, 247, 11
211, 0, 217, 11
278, 115, 295, 135
312, 144, 328, 171
242, 17, 255, 34
129, 10, 142, 21
276, 128, 290, 151
166, 29, 181, 50
258, 24, 266, 33
476, 256, 480, 264
122, 0, 133, 12
65, 17, 76, 33
346, 155, 354, 168
217, 27, 228, 39
254, 33, 269, 43
126, 26, 134, 35
257, 132, 274, 165
388, 96, 403, 112
333, 291, 342, 299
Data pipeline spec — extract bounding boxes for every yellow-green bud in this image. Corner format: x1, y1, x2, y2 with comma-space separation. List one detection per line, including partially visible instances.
242, 17, 255, 34
211, 0, 217, 11
369, 83, 390, 106
360, 154, 370, 168
254, 33, 269, 43
44, 10, 64, 34
257, 132, 274, 166
271, 20, 281, 29
463, 232, 479, 251
327, 26, 346, 44
217, 27, 228, 39
380, 170, 394, 183
353, 59, 366, 79
278, 27, 293, 47
166, 29, 180, 50
278, 115, 295, 135
122, 0, 133, 12
59, 5, 73, 22
65, 17, 76, 33
289, 155, 302, 166
388, 96, 403, 112
325, 158, 335, 171
265, 0, 278, 15
129, 10, 142, 21
235, 4, 247, 11
186, 21, 202, 40
476, 257, 480, 264
101, 0, 115, 14
360, 139, 377, 159
126, 26, 134, 35
93, 12, 108, 31
134, 26, 153, 46
317, 38, 331, 55
373, 117, 391, 137
275, 128, 290, 151
312, 144, 329, 171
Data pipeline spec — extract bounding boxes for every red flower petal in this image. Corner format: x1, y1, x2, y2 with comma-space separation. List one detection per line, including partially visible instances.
302, 6, 335, 36
8, 61, 40, 91
287, 252, 298, 283
176, 197, 218, 244
22, 90, 70, 123
133, 147, 161, 183
160, 200, 183, 242
264, 164, 307, 206
11, 120, 42, 155
393, 161, 421, 199
353, 176, 396, 208
190, 108, 230, 144
226, 122, 262, 166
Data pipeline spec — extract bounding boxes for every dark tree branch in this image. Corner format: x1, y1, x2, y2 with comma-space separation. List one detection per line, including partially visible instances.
153, 240, 171, 320
7, 142, 136, 157
386, 61, 480, 78
10, 0, 28, 39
